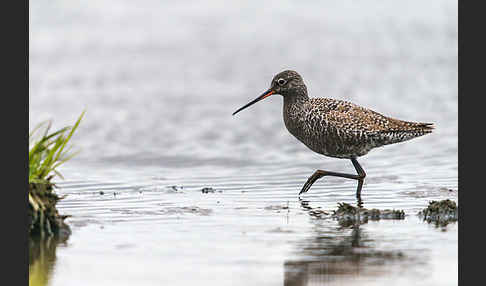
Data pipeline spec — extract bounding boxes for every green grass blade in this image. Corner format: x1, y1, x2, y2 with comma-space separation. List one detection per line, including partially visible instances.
29, 110, 85, 183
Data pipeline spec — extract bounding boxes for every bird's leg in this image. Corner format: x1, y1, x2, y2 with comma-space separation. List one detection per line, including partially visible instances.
299, 170, 360, 195
351, 157, 366, 206
299, 157, 367, 200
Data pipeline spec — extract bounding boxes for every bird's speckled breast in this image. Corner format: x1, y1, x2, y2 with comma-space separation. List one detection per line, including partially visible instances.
283, 97, 372, 159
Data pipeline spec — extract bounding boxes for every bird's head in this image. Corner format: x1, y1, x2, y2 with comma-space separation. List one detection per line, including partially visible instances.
232, 70, 307, 116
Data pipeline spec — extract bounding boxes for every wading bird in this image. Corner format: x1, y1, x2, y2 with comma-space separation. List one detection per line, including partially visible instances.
232, 70, 433, 201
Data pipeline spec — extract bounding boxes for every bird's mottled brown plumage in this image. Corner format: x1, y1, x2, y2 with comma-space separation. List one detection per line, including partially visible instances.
273, 70, 434, 159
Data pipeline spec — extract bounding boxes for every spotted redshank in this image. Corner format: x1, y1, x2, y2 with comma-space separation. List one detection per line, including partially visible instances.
232, 70, 433, 200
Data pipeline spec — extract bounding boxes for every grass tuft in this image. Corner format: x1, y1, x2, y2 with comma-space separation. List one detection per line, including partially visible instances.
29, 111, 85, 184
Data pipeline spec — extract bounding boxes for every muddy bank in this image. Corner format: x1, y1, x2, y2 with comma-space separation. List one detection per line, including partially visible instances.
28, 181, 71, 237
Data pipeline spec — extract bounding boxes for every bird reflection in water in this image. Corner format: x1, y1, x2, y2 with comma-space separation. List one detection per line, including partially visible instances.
284, 199, 406, 286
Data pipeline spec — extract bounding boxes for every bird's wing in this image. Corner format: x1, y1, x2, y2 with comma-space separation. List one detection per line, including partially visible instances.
310, 98, 434, 136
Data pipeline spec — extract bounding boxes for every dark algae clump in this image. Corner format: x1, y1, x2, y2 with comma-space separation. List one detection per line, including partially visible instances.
332, 202, 405, 226
418, 199, 458, 226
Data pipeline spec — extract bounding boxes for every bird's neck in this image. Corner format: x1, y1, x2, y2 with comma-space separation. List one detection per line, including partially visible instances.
282, 87, 309, 140
283, 86, 309, 107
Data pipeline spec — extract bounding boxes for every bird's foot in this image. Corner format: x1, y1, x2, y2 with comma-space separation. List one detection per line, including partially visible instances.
299, 171, 325, 196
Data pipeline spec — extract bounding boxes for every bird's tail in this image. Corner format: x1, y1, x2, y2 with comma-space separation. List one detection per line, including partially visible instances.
405, 121, 435, 135
371, 121, 434, 146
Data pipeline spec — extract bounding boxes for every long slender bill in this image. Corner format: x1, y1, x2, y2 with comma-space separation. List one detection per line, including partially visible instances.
232, 89, 275, 116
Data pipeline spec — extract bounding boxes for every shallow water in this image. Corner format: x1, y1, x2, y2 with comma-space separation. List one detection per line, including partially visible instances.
29, 0, 457, 285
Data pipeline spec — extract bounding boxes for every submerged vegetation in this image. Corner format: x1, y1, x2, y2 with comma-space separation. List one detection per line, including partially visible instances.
418, 199, 458, 226
331, 202, 405, 226
300, 200, 406, 226
29, 112, 85, 237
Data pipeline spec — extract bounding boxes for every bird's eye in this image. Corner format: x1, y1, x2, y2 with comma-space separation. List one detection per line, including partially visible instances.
277, 78, 287, 86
